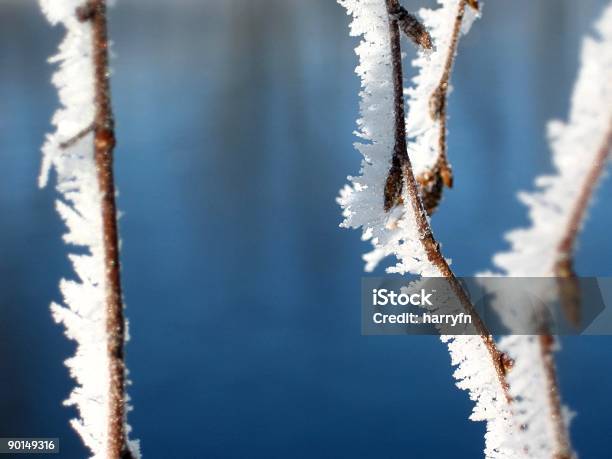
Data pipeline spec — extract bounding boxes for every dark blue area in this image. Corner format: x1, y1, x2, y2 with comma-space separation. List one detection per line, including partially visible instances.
0, 1, 610, 458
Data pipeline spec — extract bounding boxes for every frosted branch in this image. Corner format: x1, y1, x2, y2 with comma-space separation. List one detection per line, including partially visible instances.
407, 0, 481, 215
489, 4, 612, 458
39, 0, 138, 457
338, 2, 519, 456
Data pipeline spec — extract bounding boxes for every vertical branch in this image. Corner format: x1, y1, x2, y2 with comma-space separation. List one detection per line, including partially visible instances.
429, 0, 468, 189
539, 335, 572, 459
555, 121, 612, 261
545, 119, 612, 458
491, 3, 612, 453
554, 121, 612, 293
384, 0, 511, 399
383, 0, 410, 212
416, 0, 480, 215
77, 1, 132, 458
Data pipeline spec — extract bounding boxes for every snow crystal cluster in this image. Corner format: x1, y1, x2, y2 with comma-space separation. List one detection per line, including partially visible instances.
338, 0, 480, 275
337, 0, 434, 276
493, 3, 612, 277
39, 1, 138, 457
406, 0, 480, 176
443, 336, 519, 458
404, 277, 521, 458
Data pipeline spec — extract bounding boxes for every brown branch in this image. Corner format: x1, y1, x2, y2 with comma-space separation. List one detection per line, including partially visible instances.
388, 4, 433, 50
539, 335, 572, 459
543, 119, 612, 458
384, 0, 512, 400
429, 0, 466, 181
556, 121, 612, 260
554, 120, 612, 326
77, 2, 133, 458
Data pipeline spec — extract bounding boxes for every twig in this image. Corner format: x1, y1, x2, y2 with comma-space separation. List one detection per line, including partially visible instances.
554, 120, 612, 324
384, 0, 512, 399
59, 122, 94, 149
417, 0, 471, 215
539, 335, 572, 459
544, 119, 612, 458
429, 0, 467, 186
556, 120, 612, 259
76, 1, 133, 458
388, 3, 433, 50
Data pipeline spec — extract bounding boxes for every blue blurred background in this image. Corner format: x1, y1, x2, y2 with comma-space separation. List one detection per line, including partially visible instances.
1, 0, 611, 457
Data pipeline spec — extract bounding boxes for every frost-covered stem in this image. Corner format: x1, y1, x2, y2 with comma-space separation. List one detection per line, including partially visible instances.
539, 335, 571, 459
545, 119, 612, 459
77, 1, 131, 458
385, 0, 510, 400
385, 0, 410, 183
429, 0, 468, 187
555, 120, 612, 274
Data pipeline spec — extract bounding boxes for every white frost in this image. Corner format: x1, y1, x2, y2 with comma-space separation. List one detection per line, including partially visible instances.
338, 0, 481, 274
410, 277, 522, 458
488, 4, 612, 458
406, 0, 480, 176
443, 335, 519, 458
496, 335, 568, 459
338, 2, 520, 457
493, 3, 612, 277
337, 0, 435, 277
39, 1, 139, 457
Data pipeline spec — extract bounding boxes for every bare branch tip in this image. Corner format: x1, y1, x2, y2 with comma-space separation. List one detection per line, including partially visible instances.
390, 4, 433, 51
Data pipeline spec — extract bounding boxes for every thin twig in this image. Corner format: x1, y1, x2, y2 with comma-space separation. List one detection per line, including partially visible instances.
384, 0, 512, 399
558, 125, 612, 260
539, 335, 572, 459
417, 0, 471, 215
429, 0, 468, 188
77, 1, 133, 458
388, 3, 433, 50
554, 120, 612, 292
59, 122, 94, 149
544, 119, 612, 458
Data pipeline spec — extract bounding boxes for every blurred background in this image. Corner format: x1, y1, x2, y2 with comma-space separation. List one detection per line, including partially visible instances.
1, 0, 611, 457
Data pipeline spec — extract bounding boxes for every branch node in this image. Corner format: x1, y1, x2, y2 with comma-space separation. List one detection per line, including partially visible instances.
429, 83, 447, 121
95, 128, 116, 151
385, 0, 510, 401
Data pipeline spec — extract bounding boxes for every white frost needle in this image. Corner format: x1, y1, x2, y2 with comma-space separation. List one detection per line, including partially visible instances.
338, 0, 482, 274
